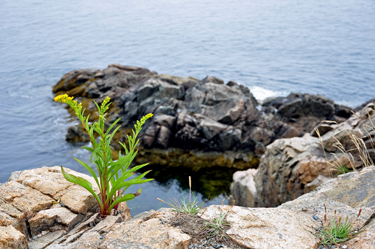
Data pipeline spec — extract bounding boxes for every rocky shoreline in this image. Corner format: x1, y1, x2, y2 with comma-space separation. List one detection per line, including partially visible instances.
52, 64, 354, 171
2, 64, 374, 248
1, 166, 374, 248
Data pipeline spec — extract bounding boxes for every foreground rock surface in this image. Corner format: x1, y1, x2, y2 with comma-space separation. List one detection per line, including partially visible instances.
53, 64, 352, 170
43, 206, 320, 249
2, 166, 375, 248
0, 166, 130, 249
280, 166, 375, 249
201, 205, 319, 249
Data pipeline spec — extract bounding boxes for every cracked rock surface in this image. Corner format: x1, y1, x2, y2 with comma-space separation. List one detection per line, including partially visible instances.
0, 166, 130, 249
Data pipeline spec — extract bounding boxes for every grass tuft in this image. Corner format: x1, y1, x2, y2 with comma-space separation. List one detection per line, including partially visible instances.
157, 176, 204, 215
315, 205, 364, 245
201, 211, 230, 241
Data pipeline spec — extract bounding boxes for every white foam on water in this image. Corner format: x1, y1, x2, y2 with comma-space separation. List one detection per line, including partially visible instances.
249, 86, 287, 104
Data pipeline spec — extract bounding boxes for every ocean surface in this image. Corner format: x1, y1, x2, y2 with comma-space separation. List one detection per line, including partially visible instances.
0, 0, 374, 215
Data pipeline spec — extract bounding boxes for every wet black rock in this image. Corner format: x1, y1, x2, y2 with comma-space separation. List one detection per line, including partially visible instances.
53, 64, 352, 169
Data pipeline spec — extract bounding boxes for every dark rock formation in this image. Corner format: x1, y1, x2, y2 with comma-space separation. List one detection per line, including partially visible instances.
262, 92, 353, 132
53, 64, 351, 170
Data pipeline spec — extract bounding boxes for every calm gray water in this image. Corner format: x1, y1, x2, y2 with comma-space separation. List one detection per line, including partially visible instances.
1, 0, 374, 215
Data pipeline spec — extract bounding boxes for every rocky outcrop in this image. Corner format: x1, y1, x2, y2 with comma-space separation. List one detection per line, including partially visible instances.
53, 64, 352, 170
262, 92, 353, 132
2, 166, 375, 248
33, 206, 320, 249
231, 103, 375, 207
0, 166, 131, 249
280, 166, 375, 248
201, 205, 319, 249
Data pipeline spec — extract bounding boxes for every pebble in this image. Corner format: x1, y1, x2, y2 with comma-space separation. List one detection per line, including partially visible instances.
99, 236, 103, 239
313, 215, 319, 220
342, 246, 347, 249
37, 234, 42, 238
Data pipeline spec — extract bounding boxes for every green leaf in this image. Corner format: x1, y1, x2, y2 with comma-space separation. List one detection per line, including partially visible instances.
94, 101, 101, 113
106, 126, 121, 147
107, 177, 153, 201
110, 164, 148, 191
119, 141, 129, 154
73, 157, 100, 188
108, 193, 136, 211
108, 151, 138, 181
60, 166, 103, 210
105, 118, 121, 137
82, 146, 94, 153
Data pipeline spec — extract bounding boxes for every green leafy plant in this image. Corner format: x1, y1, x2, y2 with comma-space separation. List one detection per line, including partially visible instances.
157, 176, 204, 214
54, 94, 153, 217
201, 211, 230, 241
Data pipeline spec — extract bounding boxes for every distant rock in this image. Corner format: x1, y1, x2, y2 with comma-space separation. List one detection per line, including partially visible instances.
262, 92, 353, 132
52, 64, 353, 170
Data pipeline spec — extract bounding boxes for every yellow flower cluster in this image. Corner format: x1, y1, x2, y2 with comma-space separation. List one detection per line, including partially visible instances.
54, 94, 83, 117
139, 113, 153, 126
54, 94, 74, 103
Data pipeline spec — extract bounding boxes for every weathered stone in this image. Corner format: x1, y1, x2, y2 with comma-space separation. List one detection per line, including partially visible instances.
344, 217, 375, 249
0, 181, 53, 216
0, 225, 28, 249
303, 174, 331, 193
200, 205, 319, 249
8, 171, 21, 182
59, 185, 98, 214
0, 210, 28, 237
117, 200, 131, 221
65, 125, 90, 143
280, 166, 375, 239
263, 92, 352, 133
28, 230, 66, 249
253, 134, 337, 207
201, 75, 224, 85
28, 207, 83, 236
16, 166, 100, 214
230, 169, 262, 207
99, 209, 191, 249
310, 123, 335, 137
